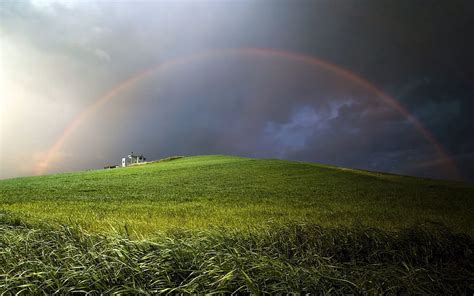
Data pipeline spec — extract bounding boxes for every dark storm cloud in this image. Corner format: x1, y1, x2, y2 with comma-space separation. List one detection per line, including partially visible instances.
70, 56, 439, 178
1, 0, 473, 180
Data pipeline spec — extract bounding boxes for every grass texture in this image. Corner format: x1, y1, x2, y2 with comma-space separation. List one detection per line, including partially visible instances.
0, 214, 472, 294
0, 155, 473, 236
1, 155, 473, 293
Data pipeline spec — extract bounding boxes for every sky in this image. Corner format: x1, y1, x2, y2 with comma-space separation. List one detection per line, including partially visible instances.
1, 0, 473, 181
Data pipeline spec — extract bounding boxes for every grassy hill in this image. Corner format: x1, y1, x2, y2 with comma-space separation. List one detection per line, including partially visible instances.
1, 155, 473, 294
1, 155, 472, 236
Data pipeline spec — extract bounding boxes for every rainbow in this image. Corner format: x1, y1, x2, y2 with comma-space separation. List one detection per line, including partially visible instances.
36, 48, 460, 178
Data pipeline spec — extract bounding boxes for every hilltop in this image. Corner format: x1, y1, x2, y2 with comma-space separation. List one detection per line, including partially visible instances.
1, 155, 474, 294
0, 155, 472, 236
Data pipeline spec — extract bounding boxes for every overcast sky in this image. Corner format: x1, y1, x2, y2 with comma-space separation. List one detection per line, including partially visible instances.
1, 0, 473, 180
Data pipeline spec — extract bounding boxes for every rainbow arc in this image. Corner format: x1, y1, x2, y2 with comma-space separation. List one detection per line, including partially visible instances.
36, 48, 460, 179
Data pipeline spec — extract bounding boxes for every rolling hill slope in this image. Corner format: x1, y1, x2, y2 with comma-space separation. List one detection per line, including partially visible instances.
1, 155, 472, 236
1, 155, 474, 294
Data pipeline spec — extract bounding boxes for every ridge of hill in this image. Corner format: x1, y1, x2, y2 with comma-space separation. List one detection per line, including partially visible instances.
1, 155, 474, 293
0, 155, 472, 236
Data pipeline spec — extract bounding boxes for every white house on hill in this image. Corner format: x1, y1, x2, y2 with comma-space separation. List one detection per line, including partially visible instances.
122, 152, 146, 167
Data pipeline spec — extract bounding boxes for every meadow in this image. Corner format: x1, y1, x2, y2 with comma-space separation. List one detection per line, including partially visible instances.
1, 155, 473, 293
1, 155, 473, 236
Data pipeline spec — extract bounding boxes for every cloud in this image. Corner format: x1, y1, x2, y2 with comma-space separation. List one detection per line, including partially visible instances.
0, 0, 472, 181
264, 106, 320, 154
93, 49, 111, 62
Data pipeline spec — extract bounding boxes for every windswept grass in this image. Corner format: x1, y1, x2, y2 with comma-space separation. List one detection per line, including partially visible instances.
1, 155, 473, 293
0, 213, 472, 294
0, 155, 473, 237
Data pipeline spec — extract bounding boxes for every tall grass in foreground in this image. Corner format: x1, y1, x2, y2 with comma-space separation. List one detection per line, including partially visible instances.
1, 215, 472, 294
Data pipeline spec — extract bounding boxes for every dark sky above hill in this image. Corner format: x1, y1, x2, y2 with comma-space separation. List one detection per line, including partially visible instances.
1, 0, 473, 180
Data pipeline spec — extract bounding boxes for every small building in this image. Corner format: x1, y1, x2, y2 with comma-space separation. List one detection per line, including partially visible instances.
122, 152, 146, 167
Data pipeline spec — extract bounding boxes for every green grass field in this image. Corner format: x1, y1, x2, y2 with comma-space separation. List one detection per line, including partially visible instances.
1, 155, 473, 294
1, 155, 473, 236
